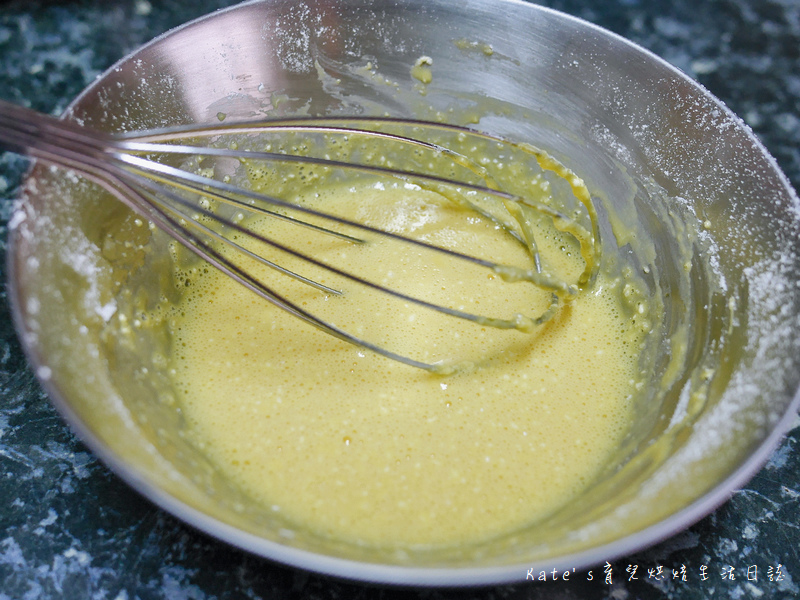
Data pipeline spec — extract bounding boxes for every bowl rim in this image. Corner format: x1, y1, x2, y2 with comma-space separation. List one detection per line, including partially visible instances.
7, 0, 800, 586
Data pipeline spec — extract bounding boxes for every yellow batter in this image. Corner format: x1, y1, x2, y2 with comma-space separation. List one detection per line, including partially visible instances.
168, 175, 646, 548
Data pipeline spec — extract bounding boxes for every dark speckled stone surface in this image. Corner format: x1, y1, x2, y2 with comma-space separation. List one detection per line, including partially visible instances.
1, 0, 799, 598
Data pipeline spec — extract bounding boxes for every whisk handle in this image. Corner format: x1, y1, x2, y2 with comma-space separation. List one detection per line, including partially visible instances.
0, 99, 109, 164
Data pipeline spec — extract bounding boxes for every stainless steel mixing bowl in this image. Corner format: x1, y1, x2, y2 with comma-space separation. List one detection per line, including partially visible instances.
7, 0, 800, 586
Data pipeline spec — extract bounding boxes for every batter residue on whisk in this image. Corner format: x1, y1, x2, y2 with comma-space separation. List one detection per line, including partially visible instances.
166, 168, 651, 548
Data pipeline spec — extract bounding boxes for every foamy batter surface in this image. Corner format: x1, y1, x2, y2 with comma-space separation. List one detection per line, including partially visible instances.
169, 179, 644, 548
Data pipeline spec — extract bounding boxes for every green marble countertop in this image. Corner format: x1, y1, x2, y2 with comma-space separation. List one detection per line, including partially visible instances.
1, 0, 799, 598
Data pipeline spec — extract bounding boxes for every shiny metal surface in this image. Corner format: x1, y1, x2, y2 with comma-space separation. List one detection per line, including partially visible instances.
0, 101, 597, 371
7, 0, 800, 585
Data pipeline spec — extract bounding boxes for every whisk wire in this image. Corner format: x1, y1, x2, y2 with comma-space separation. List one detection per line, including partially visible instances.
116, 124, 600, 290
1, 100, 601, 371
116, 152, 579, 294
120, 156, 563, 329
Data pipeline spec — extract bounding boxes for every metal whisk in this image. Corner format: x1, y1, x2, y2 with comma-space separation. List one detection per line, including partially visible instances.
0, 99, 600, 372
